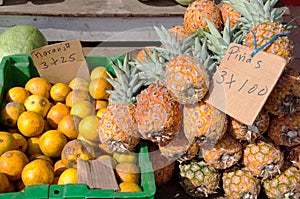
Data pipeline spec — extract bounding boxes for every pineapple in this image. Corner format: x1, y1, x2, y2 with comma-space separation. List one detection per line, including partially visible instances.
98, 55, 143, 152
228, 108, 270, 143
225, 0, 294, 65
183, 0, 223, 34
183, 101, 228, 148
243, 138, 284, 180
158, 125, 200, 162
168, 25, 189, 41
179, 160, 220, 197
264, 68, 300, 117
135, 46, 156, 62
268, 111, 300, 147
202, 133, 243, 170
134, 49, 182, 146
287, 145, 300, 169
219, 3, 241, 28
223, 167, 261, 199
263, 164, 300, 199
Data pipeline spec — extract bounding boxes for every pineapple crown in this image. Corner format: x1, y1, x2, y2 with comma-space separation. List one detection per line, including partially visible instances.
132, 48, 166, 85
222, 0, 285, 34
153, 25, 217, 80
204, 17, 244, 65
106, 54, 145, 105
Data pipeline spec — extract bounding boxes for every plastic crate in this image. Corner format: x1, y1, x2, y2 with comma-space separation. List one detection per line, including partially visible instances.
0, 54, 156, 199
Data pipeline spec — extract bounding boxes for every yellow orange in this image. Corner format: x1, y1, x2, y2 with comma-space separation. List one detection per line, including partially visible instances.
57, 115, 81, 140
0, 150, 29, 181
95, 100, 108, 110
17, 111, 44, 137
89, 78, 112, 100
90, 66, 109, 80
28, 153, 54, 165
54, 160, 67, 177
25, 77, 52, 98
119, 182, 142, 192
26, 136, 42, 156
70, 101, 95, 119
68, 77, 89, 92
0, 131, 18, 155
39, 130, 68, 158
24, 95, 51, 117
0, 173, 10, 193
57, 168, 78, 185
65, 90, 91, 108
46, 103, 70, 129
0, 102, 25, 127
50, 83, 71, 102
115, 163, 140, 184
21, 159, 54, 186
96, 108, 106, 119
12, 133, 28, 153
6, 87, 30, 104
78, 115, 100, 143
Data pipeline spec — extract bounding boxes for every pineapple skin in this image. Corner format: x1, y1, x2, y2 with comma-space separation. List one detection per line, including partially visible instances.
168, 25, 189, 42
166, 54, 209, 105
268, 111, 300, 147
223, 167, 261, 199
134, 82, 182, 146
98, 102, 140, 152
263, 165, 300, 199
287, 145, 300, 169
243, 139, 284, 180
183, 101, 227, 148
183, 0, 223, 34
219, 3, 241, 28
245, 21, 294, 65
179, 160, 220, 197
202, 133, 243, 170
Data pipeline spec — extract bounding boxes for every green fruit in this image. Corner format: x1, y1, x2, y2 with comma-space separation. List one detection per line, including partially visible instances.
174, 0, 195, 6
0, 25, 47, 61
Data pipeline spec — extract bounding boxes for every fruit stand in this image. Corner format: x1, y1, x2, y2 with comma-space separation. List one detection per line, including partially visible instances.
0, 1, 299, 199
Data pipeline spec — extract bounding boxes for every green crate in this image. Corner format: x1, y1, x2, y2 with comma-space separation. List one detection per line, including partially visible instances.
0, 54, 156, 199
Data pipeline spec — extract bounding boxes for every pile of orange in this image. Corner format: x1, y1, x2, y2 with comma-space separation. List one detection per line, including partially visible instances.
0, 65, 117, 194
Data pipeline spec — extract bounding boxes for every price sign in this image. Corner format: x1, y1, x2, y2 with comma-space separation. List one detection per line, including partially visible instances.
205, 43, 286, 125
30, 40, 89, 84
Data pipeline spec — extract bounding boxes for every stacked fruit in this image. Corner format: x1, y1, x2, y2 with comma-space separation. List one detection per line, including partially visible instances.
97, 0, 299, 198
0, 62, 144, 194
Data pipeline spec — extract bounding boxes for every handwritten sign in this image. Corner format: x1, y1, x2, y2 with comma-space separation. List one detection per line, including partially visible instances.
205, 43, 286, 125
30, 40, 89, 84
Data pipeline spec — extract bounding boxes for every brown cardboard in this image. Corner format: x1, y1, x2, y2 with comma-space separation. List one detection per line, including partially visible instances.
30, 40, 89, 84
205, 43, 287, 125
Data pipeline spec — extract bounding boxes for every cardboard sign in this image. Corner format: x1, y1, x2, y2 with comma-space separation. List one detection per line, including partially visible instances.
30, 40, 89, 84
205, 43, 286, 125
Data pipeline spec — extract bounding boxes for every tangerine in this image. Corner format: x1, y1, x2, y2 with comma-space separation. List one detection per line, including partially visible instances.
0, 131, 18, 155
46, 103, 70, 129
57, 115, 81, 140
17, 111, 44, 137
0, 102, 25, 127
57, 168, 78, 184
50, 83, 71, 102
6, 87, 30, 104
24, 95, 51, 117
12, 133, 28, 153
39, 130, 67, 158
25, 77, 52, 98
89, 78, 112, 100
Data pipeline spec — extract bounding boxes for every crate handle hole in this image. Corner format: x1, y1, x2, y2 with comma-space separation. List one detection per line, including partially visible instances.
54, 190, 60, 194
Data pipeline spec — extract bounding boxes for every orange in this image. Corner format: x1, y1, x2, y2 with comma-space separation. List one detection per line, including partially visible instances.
24, 95, 51, 117
0, 131, 18, 155
70, 101, 95, 119
97, 155, 118, 168
39, 130, 67, 158
68, 77, 89, 92
28, 154, 54, 165
0, 172, 10, 193
65, 90, 91, 108
12, 133, 28, 153
50, 83, 71, 102
61, 139, 95, 168
98, 143, 115, 156
25, 77, 52, 99
88, 78, 112, 100
77, 135, 98, 148
0, 102, 25, 127
119, 182, 142, 192
78, 115, 100, 143
17, 111, 44, 137
6, 87, 30, 104
54, 159, 67, 177
0, 150, 29, 181
21, 159, 54, 186
113, 152, 138, 164
95, 100, 108, 110
96, 108, 107, 119
57, 168, 78, 185
90, 66, 109, 80
57, 115, 81, 140
115, 162, 140, 184
46, 103, 70, 129
26, 136, 42, 156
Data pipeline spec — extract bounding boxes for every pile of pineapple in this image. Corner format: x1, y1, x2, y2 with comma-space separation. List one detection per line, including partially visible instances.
97, 0, 299, 198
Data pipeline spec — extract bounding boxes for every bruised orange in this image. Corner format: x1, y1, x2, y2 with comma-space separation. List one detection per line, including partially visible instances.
57, 115, 81, 140
28, 153, 54, 166
0, 131, 18, 155
57, 168, 78, 184
25, 77, 52, 99
12, 133, 28, 153
50, 83, 71, 102
54, 159, 67, 177
65, 90, 91, 108
39, 130, 68, 158
26, 136, 42, 156
21, 159, 54, 186
68, 77, 89, 92
0, 172, 10, 193
24, 95, 51, 118
61, 139, 95, 168
6, 87, 30, 104
17, 111, 44, 137
0, 102, 25, 127
0, 150, 29, 181
89, 78, 112, 100
46, 103, 70, 129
